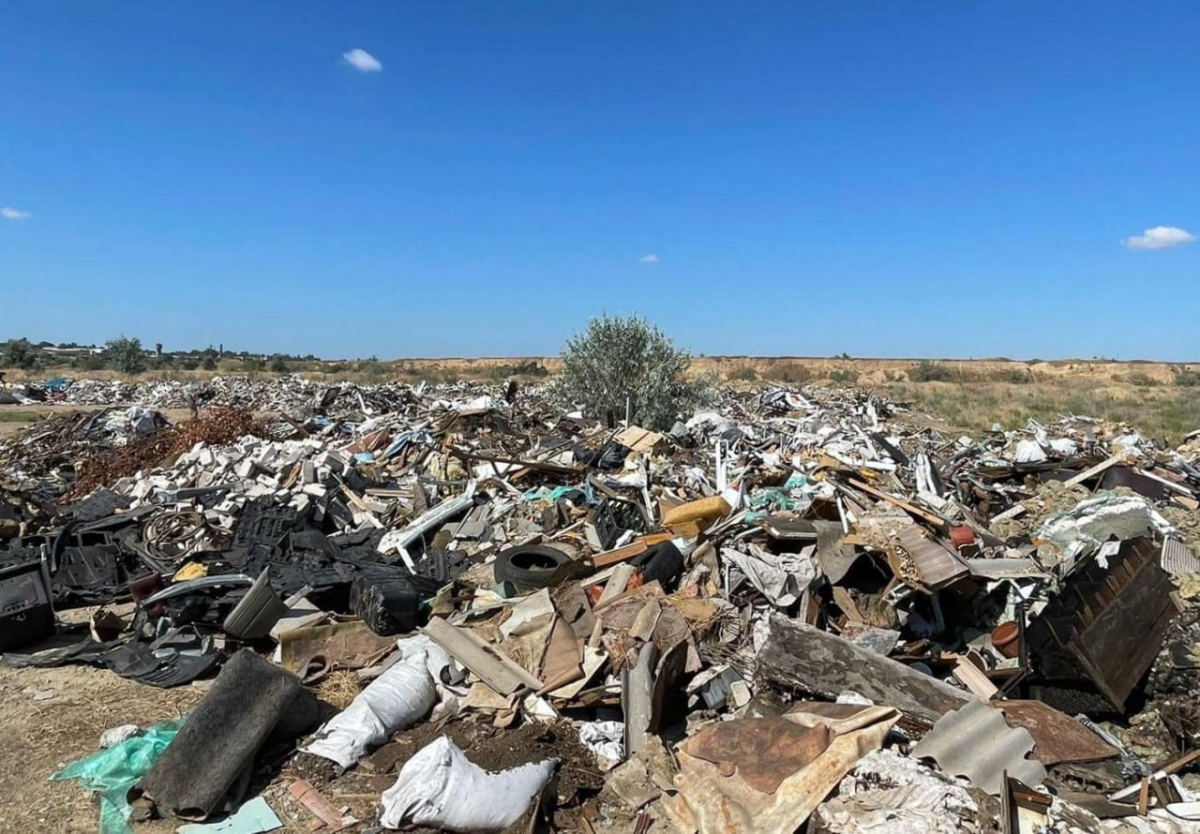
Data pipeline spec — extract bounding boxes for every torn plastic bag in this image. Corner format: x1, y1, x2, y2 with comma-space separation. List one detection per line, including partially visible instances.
52, 719, 183, 834
132, 649, 318, 821
721, 543, 816, 607
302, 634, 451, 770
379, 735, 557, 832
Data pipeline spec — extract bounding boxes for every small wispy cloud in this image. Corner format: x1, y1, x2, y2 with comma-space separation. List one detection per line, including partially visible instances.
1122, 225, 1195, 250
639, 253, 660, 264
342, 48, 382, 73
1, 207, 31, 220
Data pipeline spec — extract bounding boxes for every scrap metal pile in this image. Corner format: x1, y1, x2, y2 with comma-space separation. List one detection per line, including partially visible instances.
4, 379, 1200, 832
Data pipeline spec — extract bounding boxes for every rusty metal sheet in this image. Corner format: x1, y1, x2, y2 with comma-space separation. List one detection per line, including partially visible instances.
680, 717, 831, 794
912, 700, 1046, 795
997, 701, 1119, 766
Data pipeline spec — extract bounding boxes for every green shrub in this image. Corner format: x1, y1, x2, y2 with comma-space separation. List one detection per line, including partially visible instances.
105, 336, 147, 374
553, 314, 711, 429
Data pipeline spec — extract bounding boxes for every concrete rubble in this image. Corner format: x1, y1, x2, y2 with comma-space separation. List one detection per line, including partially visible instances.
4, 376, 1200, 831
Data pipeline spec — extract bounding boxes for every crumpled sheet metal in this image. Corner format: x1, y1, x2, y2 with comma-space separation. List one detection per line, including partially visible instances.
912, 700, 1046, 796
665, 703, 899, 834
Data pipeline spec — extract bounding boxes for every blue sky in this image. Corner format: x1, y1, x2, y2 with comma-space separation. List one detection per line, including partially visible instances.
2, 2, 1198, 360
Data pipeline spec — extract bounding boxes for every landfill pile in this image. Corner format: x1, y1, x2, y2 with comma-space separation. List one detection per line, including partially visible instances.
3, 374, 448, 415
3, 379, 1200, 832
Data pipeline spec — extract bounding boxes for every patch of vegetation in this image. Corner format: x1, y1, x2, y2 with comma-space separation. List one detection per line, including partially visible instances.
1175, 371, 1200, 388
472, 361, 551, 381
828, 369, 859, 384
1126, 373, 1160, 388
909, 361, 955, 382
760, 362, 813, 384
884, 380, 1200, 445
1, 338, 38, 370
729, 366, 759, 382
553, 314, 711, 429
0, 411, 40, 423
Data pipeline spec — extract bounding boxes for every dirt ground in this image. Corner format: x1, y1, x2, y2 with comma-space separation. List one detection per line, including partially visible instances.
0, 664, 204, 833
0, 657, 610, 833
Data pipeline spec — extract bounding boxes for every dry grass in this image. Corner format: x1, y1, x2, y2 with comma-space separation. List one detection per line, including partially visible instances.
877, 380, 1200, 444
316, 671, 362, 710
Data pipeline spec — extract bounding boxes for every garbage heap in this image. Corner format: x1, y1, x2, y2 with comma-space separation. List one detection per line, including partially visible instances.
4, 381, 1200, 833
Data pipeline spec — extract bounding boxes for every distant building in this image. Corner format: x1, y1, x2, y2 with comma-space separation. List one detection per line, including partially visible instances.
42, 346, 104, 357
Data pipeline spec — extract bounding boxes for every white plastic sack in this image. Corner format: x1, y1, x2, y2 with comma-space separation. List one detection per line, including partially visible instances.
379, 736, 557, 832
1014, 440, 1047, 464
303, 635, 451, 769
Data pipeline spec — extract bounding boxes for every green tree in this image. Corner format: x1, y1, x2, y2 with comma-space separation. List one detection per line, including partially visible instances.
553, 314, 711, 429
105, 336, 147, 374
1, 338, 38, 370
269, 354, 289, 373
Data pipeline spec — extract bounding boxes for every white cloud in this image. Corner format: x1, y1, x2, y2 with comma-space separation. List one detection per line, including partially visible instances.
343, 48, 382, 73
639, 253, 660, 264
1, 207, 31, 220
1122, 225, 1195, 250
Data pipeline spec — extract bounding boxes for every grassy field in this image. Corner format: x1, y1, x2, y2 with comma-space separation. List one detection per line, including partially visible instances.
874, 380, 1200, 443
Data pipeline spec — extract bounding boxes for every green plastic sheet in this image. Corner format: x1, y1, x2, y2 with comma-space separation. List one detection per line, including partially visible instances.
51, 719, 184, 834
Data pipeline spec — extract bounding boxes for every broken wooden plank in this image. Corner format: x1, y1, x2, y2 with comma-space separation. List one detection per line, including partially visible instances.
422, 617, 543, 695
844, 478, 948, 529
592, 533, 675, 568
1064, 454, 1129, 487
951, 657, 999, 700
757, 615, 972, 724
596, 563, 638, 608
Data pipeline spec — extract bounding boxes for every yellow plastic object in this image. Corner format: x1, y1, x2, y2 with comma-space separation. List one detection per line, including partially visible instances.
662, 496, 732, 534
173, 562, 208, 582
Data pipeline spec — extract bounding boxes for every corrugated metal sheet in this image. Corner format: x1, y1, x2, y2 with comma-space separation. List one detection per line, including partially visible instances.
912, 700, 1046, 795
1162, 538, 1200, 576
892, 527, 969, 590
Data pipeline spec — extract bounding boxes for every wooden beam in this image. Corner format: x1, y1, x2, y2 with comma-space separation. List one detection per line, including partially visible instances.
757, 615, 972, 724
